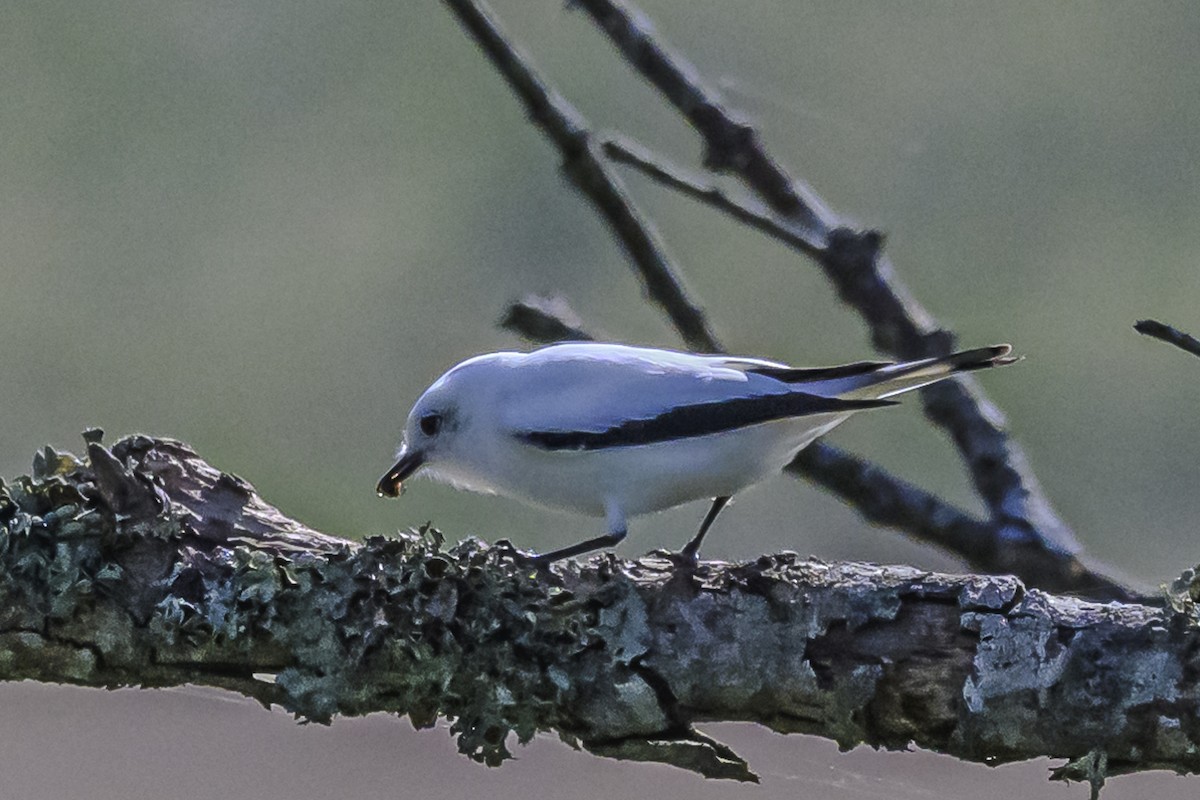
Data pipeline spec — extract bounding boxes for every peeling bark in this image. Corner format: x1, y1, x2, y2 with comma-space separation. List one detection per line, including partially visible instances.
0, 435, 1195, 791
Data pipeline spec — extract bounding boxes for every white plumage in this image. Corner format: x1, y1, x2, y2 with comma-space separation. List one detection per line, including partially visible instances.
378, 342, 1014, 563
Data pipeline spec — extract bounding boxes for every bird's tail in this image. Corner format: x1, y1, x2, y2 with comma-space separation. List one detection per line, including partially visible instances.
757, 345, 1017, 400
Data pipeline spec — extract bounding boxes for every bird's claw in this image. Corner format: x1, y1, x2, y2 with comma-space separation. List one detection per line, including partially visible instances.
644, 547, 701, 571
493, 539, 556, 573
493, 538, 530, 562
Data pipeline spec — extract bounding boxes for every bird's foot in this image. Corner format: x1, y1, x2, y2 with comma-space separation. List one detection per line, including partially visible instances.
645, 546, 702, 572
493, 540, 568, 580
492, 538, 540, 566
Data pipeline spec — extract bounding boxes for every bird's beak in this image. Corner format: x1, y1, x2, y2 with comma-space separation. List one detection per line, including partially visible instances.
376, 448, 425, 498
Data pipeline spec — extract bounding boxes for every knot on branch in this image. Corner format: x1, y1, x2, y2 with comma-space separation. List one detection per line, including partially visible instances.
696, 108, 757, 173
824, 226, 886, 297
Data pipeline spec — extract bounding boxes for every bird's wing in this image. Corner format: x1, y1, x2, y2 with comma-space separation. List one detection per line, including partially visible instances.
501, 344, 891, 448
733, 345, 1016, 399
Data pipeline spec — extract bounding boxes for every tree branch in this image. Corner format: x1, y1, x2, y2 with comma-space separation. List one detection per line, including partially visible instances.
444, 0, 719, 353
1135, 319, 1200, 360
601, 134, 825, 258
0, 435, 1191, 791
499, 295, 595, 343
572, 0, 1082, 562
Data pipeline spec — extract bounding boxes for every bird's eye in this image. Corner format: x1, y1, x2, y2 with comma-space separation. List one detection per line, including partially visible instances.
419, 413, 442, 436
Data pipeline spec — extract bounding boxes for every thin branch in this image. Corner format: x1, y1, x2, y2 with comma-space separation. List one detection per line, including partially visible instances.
500, 298, 1141, 601
499, 295, 594, 343
601, 134, 826, 258
573, 0, 920, 337
788, 446, 1137, 601
575, 2, 830, 232
1135, 319, 1200, 360
573, 0, 1082, 559
443, 0, 719, 353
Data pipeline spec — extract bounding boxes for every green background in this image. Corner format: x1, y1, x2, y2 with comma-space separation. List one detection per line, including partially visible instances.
2, 1, 1198, 797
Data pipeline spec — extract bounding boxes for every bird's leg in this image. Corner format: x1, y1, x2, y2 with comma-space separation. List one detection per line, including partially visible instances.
679, 496, 732, 563
527, 527, 627, 565
525, 503, 629, 566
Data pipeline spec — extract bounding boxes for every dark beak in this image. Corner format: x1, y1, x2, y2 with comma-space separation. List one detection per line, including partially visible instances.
376, 449, 425, 498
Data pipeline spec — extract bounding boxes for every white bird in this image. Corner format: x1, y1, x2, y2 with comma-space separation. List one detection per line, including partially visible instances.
377, 342, 1015, 564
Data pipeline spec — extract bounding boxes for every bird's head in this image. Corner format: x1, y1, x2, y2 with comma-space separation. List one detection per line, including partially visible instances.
375, 353, 507, 498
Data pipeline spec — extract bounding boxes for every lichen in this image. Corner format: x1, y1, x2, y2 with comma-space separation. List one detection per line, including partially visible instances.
0, 437, 607, 767
1164, 566, 1200, 621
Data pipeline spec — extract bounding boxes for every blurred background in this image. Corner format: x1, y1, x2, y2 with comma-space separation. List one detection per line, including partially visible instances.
2, 1, 1198, 797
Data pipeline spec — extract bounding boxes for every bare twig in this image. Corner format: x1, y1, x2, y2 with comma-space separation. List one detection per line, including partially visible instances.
444, 0, 719, 353
499, 295, 594, 343
788, 446, 1137, 600
1135, 319, 1200, 360
573, 0, 1082, 557
601, 135, 825, 258
575, 2, 830, 231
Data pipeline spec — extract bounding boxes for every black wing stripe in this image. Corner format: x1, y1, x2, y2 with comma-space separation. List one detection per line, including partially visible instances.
517, 393, 896, 451
746, 360, 892, 383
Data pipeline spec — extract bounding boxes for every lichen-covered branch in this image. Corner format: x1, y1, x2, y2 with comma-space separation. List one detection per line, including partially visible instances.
0, 435, 1193, 792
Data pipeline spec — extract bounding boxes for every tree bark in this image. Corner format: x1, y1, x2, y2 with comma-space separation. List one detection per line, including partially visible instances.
0, 434, 1194, 792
